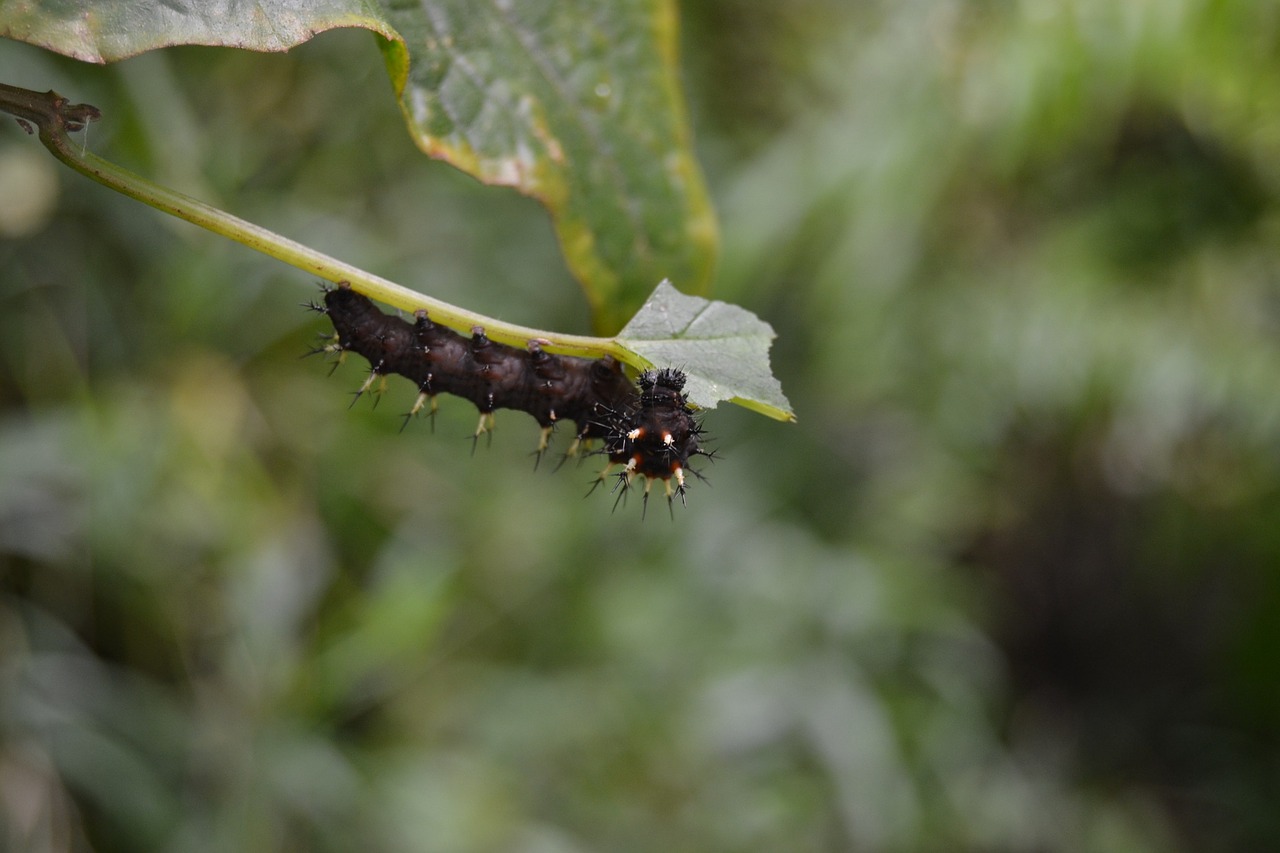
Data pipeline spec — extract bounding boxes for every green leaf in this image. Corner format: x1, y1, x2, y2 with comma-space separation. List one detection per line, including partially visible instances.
1, 0, 718, 332
617, 281, 794, 422
382, 1, 717, 332
0, 0, 401, 60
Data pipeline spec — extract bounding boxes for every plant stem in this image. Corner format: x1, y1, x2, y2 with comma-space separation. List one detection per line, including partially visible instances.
0, 84, 625, 360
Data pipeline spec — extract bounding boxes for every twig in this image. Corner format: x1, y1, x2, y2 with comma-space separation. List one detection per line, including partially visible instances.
0, 83, 626, 360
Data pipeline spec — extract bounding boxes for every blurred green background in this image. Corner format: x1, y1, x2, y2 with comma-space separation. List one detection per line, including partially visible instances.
4, 1, 1280, 850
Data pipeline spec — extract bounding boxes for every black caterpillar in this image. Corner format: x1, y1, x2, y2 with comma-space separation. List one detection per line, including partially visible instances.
311, 282, 710, 510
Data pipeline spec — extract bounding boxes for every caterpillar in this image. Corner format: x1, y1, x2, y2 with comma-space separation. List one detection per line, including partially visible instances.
310, 282, 710, 511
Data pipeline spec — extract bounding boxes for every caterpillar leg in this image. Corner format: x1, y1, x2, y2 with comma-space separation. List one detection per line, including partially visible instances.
350, 369, 389, 409
304, 332, 343, 358
584, 462, 615, 498
556, 437, 595, 472
470, 412, 496, 455
531, 425, 555, 471
610, 463, 637, 513
304, 334, 347, 375
612, 478, 631, 513
401, 390, 439, 433
665, 470, 688, 515
641, 476, 655, 520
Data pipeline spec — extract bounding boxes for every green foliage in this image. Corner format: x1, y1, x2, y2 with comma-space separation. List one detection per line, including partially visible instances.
380, 0, 717, 330
4, 1, 1280, 851
1, 0, 717, 331
0, 0, 398, 60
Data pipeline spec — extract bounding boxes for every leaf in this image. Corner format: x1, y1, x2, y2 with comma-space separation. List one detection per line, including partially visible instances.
1, 0, 718, 332
617, 280, 794, 422
382, 1, 718, 332
0, 0, 401, 60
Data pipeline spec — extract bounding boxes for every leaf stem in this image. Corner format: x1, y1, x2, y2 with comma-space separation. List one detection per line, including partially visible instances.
0, 83, 625, 360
